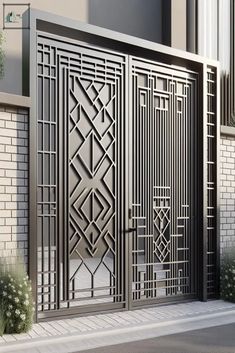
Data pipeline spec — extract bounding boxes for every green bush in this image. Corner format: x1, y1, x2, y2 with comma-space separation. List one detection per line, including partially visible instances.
221, 255, 235, 302
0, 303, 6, 336
0, 262, 34, 335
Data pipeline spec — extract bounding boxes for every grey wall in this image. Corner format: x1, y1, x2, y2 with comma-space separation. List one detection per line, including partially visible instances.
198, 0, 218, 60
0, 0, 162, 96
88, 0, 162, 43
0, 0, 90, 95
171, 0, 186, 50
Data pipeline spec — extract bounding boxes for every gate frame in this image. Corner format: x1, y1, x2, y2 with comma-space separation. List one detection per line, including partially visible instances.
28, 9, 220, 322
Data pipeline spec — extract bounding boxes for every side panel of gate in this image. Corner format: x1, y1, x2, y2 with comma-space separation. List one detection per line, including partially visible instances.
129, 57, 198, 305
36, 32, 127, 317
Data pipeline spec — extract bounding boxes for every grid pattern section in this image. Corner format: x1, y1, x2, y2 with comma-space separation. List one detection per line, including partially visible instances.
37, 38, 57, 311
130, 57, 198, 302
0, 106, 28, 266
206, 66, 217, 296
207, 66, 216, 297
37, 33, 126, 313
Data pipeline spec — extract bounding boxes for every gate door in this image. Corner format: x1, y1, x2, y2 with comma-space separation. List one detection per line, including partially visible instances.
129, 57, 198, 306
37, 33, 127, 316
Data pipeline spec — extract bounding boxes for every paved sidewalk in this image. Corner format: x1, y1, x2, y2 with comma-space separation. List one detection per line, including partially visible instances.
0, 300, 235, 352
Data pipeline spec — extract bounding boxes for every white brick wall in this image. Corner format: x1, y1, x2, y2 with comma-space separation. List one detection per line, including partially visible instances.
0, 105, 234, 270
220, 136, 235, 259
0, 106, 28, 266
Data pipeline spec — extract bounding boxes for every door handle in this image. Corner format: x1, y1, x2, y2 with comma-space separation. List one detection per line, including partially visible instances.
125, 227, 137, 233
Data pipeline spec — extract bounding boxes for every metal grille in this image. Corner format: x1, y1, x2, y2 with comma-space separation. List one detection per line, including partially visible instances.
130, 57, 198, 303
37, 33, 126, 313
32, 19, 219, 319
206, 66, 217, 296
37, 36, 57, 311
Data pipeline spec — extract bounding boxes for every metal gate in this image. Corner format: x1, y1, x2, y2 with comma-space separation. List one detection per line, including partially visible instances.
30, 11, 219, 321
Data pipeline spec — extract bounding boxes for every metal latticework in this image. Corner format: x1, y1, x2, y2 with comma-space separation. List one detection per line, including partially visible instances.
66, 47, 126, 308
31, 14, 219, 320
37, 33, 126, 313
37, 36, 57, 311
130, 57, 198, 303
206, 66, 217, 296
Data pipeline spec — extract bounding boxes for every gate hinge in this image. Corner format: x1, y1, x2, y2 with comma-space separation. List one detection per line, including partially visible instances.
128, 208, 132, 219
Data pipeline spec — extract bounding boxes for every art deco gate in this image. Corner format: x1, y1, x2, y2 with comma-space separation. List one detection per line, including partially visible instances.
33, 24, 218, 320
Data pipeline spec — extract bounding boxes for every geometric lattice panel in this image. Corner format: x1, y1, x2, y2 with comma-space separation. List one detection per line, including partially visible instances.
35, 28, 218, 319
36, 32, 126, 313
130, 57, 198, 303
206, 66, 217, 296
68, 74, 119, 306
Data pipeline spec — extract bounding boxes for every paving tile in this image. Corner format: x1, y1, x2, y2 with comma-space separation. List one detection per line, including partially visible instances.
12, 333, 31, 341
1, 300, 235, 348
2, 334, 17, 343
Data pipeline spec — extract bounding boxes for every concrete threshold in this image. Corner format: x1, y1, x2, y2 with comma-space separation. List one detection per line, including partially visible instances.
1, 301, 235, 353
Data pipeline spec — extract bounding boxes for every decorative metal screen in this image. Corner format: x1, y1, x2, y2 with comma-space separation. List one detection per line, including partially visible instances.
206, 66, 217, 296
37, 35, 57, 312
130, 57, 198, 303
66, 45, 126, 308
37, 32, 126, 313
34, 23, 219, 319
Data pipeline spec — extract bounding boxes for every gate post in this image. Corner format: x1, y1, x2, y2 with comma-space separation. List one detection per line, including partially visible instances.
29, 10, 38, 322
201, 63, 208, 301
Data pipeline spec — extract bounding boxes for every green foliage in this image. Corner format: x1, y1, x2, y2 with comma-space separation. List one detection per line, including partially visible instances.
0, 262, 34, 335
0, 31, 5, 79
0, 303, 6, 336
221, 252, 235, 302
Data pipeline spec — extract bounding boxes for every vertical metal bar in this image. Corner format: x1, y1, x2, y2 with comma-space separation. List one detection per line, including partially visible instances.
115, 65, 119, 303
150, 76, 154, 297
41, 51, 45, 311
202, 63, 208, 301
29, 13, 38, 321
57, 62, 63, 309
192, 77, 198, 296
63, 66, 69, 302
147, 77, 151, 298
215, 65, 220, 298
172, 80, 175, 296
48, 71, 52, 310
126, 56, 131, 309
54, 49, 58, 311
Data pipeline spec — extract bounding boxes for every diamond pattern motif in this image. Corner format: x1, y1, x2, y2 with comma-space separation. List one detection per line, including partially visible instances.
78, 132, 107, 177
68, 71, 120, 303
155, 234, 170, 262
153, 206, 171, 262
